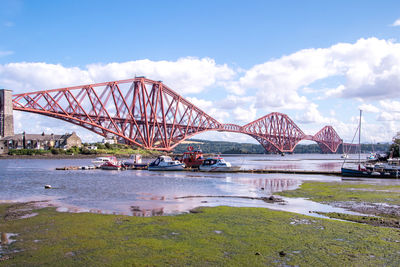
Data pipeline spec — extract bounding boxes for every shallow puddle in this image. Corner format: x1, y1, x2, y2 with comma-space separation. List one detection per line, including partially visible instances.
1, 233, 18, 245
0, 233, 19, 260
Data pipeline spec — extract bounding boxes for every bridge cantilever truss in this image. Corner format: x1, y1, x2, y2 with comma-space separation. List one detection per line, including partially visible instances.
12, 78, 221, 151
12, 78, 343, 152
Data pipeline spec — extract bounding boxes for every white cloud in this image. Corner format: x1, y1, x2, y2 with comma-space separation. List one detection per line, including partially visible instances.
87, 57, 235, 95
378, 100, 400, 113
295, 103, 328, 124
377, 111, 400, 121
186, 97, 229, 122
0, 62, 92, 92
359, 103, 380, 113
391, 18, 400, 27
0, 57, 235, 95
375, 100, 400, 123
234, 38, 400, 114
217, 95, 255, 110
325, 85, 345, 97
232, 105, 257, 123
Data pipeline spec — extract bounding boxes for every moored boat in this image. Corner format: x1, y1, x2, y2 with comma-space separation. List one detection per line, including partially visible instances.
341, 110, 399, 179
148, 156, 185, 171
341, 165, 399, 178
100, 156, 122, 170
199, 156, 240, 172
92, 156, 114, 167
182, 146, 204, 168
123, 154, 148, 169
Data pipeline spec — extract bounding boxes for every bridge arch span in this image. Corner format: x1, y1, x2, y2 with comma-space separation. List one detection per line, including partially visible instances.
11, 78, 343, 152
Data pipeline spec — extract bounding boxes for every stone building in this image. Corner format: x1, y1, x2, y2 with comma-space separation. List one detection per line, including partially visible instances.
0, 132, 82, 154
0, 89, 83, 154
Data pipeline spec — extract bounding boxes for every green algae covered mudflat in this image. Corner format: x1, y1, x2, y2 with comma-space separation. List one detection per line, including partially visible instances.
278, 181, 400, 228
1, 203, 400, 266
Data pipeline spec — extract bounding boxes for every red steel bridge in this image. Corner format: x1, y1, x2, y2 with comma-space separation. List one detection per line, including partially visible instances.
12, 77, 344, 153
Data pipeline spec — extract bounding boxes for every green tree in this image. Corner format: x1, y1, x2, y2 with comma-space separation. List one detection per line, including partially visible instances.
389, 132, 400, 158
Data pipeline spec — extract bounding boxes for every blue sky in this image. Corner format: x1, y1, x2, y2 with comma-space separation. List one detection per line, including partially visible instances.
1, 0, 400, 144
1, 0, 398, 67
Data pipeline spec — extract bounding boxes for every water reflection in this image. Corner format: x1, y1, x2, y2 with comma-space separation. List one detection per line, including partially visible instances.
231, 178, 301, 195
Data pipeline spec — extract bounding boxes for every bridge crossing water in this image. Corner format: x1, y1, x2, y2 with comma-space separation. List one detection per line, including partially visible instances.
9, 78, 345, 152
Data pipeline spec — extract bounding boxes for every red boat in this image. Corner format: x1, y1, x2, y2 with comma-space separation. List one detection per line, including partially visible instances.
100, 156, 122, 170
182, 146, 204, 168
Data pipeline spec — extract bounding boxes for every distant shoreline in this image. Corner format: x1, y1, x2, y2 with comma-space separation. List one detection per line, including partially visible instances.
0, 153, 154, 160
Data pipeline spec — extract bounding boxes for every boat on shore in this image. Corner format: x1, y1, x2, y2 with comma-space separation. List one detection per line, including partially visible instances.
148, 156, 185, 171
199, 156, 240, 172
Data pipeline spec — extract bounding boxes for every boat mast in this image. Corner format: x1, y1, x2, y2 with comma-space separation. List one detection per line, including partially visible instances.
359, 109, 362, 165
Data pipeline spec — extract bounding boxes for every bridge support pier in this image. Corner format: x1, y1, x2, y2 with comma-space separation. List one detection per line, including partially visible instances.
0, 89, 14, 138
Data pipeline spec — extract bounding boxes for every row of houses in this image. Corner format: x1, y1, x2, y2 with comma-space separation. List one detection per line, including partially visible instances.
0, 132, 82, 154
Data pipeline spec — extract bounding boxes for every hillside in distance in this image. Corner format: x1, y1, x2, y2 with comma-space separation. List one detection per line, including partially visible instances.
172, 139, 390, 155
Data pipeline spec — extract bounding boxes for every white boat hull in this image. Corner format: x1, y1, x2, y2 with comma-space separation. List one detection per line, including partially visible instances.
148, 155, 185, 171
148, 164, 185, 171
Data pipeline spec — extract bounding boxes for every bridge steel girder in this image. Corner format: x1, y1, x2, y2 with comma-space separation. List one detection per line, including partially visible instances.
312, 126, 343, 153
12, 78, 222, 151
12, 78, 344, 153
241, 112, 306, 153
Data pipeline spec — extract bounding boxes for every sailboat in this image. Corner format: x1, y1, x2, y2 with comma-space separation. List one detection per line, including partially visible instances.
341, 110, 399, 179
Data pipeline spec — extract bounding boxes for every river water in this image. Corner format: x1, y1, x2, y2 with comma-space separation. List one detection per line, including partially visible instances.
1, 154, 399, 217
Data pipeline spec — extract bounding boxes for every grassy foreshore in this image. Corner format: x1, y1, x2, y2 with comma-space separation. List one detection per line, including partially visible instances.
278, 181, 400, 228
1, 197, 400, 266
1, 182, 400, 265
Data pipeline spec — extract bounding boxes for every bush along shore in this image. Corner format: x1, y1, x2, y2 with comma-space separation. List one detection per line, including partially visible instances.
2, 143, 161, 159
1, 181, 400, 266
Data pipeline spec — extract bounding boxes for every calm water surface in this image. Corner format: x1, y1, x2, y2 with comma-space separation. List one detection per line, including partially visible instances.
1, 154, 398, 217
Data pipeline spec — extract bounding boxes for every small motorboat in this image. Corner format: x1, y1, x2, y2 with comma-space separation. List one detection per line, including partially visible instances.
182, 146, 204, 168
92, 156, 114, 167
123, 154, 148, 169
100, 156, 122, 170
341, 154, 349, 159
148, 156, 185, 171
199, 157, 240, 172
